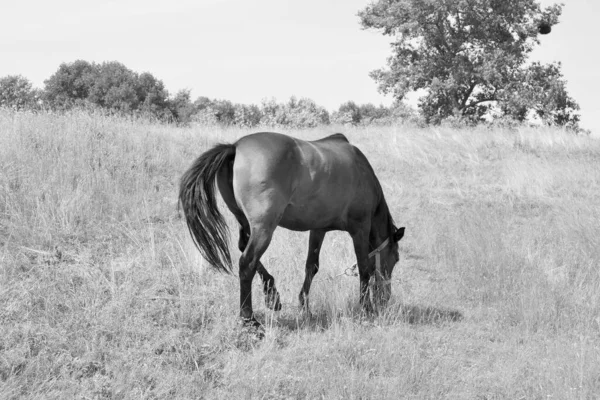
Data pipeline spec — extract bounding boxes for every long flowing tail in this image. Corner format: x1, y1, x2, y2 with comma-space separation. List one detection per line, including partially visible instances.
179, 143, 236, 273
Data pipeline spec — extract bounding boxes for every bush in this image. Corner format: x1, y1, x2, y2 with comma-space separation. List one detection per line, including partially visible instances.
259, 98, 288, 127
233, 104, 262, 128
332, 101, 361, 125
259, 96, 329, 128
282, 97, 330, 128
331, 101, 416, 126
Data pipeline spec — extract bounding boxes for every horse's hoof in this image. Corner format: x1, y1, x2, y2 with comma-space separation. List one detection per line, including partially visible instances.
301, 307, 312, 319
247, 327, 264, 340
240, 317, 264, 334
238, 318, 265, 341
265, 290, 282, 311
298, 296, 311, 316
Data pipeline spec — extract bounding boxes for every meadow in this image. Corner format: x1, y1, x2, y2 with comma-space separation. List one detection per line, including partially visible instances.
1, 109, 599, 399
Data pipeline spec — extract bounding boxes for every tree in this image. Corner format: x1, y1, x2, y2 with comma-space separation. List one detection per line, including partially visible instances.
359, 0, 580, 127
358, 103, 391, 123
0, 75, 40, 110
43, 60, 172, 119
211, 99, 236, 125
87, 62, 138, 112
193, 96, 213, 111
43, 60, 96, 109
136, 72, 170, 117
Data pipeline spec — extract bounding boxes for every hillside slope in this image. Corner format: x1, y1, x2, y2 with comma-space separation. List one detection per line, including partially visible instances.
1, 110, 599, 398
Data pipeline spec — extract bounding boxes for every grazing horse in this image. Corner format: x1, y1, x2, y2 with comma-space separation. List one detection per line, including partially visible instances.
179, 132, 405, 326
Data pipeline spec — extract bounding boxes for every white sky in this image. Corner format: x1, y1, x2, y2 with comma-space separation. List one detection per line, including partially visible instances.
1, 0, 598, 133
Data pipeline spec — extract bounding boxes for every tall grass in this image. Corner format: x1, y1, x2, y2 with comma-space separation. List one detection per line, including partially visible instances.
1, 109, 599, 398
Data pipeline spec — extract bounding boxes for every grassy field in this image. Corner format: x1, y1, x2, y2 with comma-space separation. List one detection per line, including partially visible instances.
1, 109, 599, 399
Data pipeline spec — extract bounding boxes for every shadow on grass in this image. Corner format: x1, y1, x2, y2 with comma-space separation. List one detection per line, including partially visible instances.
254, 302, 463, 334
255, 308, 333, 332
397, 304, 463, 325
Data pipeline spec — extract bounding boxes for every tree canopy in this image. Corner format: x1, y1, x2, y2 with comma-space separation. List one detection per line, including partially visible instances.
359, 0, 580, 128
43, 60, 171, 118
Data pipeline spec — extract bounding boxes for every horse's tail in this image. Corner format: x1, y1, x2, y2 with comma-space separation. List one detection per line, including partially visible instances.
179, 143, 236, 273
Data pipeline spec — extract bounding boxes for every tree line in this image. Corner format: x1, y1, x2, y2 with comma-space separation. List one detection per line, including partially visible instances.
0, 60, 414, 128
0, 0, 582, 131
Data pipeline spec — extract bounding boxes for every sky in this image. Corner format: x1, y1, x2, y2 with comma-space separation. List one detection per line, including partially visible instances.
1, 0, 598, 133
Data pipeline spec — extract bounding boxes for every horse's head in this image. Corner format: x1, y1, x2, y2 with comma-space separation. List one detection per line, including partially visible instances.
373, 226, 405, 305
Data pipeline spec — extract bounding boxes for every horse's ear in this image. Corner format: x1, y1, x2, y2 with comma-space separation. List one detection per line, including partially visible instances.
393, 227, 405, 242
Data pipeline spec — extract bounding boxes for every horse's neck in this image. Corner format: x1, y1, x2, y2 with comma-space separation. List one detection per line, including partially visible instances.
369, 198, 391, 248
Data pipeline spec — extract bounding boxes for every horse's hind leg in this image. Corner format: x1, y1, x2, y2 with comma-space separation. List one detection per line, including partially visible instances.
257, 265, 281, 311
217, 163, 282, 314
299, 229, 326, 313
238, 225, 281, 311
238, 222, 276, 325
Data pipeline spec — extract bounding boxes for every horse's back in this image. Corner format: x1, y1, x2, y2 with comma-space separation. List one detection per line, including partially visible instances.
235, 131, 349, 151
233, 131, 354, 173
235, 132, 297, 160
231, 131, 376, 231
312, 132, 349, 144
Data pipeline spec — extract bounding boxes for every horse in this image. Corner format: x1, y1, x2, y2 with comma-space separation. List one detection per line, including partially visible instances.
179, 131, 405, 326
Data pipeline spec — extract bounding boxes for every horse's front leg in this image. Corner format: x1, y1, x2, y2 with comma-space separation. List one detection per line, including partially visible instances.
351, 227, 374, 313
298, 229, 326, 313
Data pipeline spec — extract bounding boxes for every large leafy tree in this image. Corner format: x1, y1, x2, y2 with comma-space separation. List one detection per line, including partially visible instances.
43, 60, 172, 118
359, 0, 580, 127
86, 62, 139, 112
43, 60, 96, 109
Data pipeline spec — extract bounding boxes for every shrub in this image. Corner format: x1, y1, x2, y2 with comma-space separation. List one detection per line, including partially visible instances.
259, 96, 329, 128
233, 104, 262, 128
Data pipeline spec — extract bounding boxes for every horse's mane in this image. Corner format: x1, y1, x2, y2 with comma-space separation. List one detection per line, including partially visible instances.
374, 190, 398, 241
351, 143, 397, 242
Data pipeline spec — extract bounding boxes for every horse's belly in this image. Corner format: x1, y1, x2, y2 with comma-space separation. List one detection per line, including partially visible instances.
278, 202, 347, 231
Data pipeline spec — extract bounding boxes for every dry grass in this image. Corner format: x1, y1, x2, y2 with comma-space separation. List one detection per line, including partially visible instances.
1, 109, 599, 399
